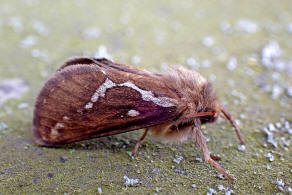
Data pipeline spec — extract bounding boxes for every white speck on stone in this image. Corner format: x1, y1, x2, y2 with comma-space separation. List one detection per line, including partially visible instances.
287, 87, 292, 97
288, 23, 292, 33
268, 123, 276, 131
218, 185, 225, 191
276, 178, 284, 192
131, 55, 141, 64
240, 114, 246, 119
201, 60, 211, 68
235, 19, 259, 33
280, 137, 290, 147
226, 57, 237, 70
209, 74, 216, 82
94, 45, 112, 59
31, 49, 49, 61
123, 175, 139, 187
160, 62, 168, 71
91, 78, 116, 102
225, 188, 234, 195
288, 125, 292, 135
235, 119, 241, 126
20, 36, 37, 48
245, 68, 254, 76
55, 123, 65, 128
263, 128, 278, 147
217, 174, 226, 180
187, 57, 199, 69
271, 85, 283, 99
84, 102, 93, 109
220, 20, 232, 34
202, 36, 215, 47
83, 27, 101, 39
154, 29, 166, 45
0, 79, 29, 106
119, 81, 175, 107
196, 157, 203, 163
191, 184, 197, 188
271, 72, 280, 81
18, 102, 29, 109
205, 137, 210, 142
207, 187, 217, 195
127, 109, 140, 117
284, 121, 290, 129
266, 165, 271, 170
173, 155, 183, 164
0, 122, 8, 130
237, 144, 246, 151
261, 41, 281, 68
33, 21, 49, 36
231, 90, 246, 102
274, 61, 286, 72
155, 187, 160, 193
264, 153, 274, 162
97, 187, 102, 194
9, 17, 23, 33
275, 122, 282, 129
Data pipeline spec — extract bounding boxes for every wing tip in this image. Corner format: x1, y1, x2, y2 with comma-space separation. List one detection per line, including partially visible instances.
31, 125, 50, 146
31, 124, 65, 147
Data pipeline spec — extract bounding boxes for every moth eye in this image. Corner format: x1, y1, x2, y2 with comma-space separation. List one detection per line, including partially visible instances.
200, 115, 214, 124
200, 108, 216, 124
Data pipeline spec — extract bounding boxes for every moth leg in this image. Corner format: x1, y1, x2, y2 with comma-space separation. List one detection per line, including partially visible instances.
210, 154, 221, 161
221, 107, 245, 145
132, 128, 149, 156
193, 127, 235, 183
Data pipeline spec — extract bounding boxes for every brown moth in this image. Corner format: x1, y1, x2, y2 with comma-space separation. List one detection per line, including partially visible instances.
32, 57, 245, 183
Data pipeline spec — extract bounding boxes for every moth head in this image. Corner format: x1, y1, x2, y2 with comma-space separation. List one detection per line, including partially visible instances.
186, 106, 220, 125
186, 81, 221, 124
199, 82, 221, 124
186, 81, 245, 144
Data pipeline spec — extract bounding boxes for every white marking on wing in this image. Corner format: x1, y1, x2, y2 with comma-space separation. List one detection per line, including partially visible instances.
86, 77, 175, 109
119, 81, 175, 107
51, 128, 59, 136
62, 116, 70, 120
84, 102, 93, 109
91, 78, 116, 102
127, 109, 140, 117
55, 123, 65, 128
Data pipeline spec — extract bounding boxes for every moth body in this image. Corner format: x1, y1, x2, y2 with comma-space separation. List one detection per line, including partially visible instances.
32, 57, 245, 183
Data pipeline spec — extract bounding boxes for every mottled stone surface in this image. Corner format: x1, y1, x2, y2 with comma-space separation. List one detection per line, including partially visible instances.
0, 0, 292, 194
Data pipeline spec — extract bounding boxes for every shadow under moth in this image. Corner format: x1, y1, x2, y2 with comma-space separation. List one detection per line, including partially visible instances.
32, 57, 245, 183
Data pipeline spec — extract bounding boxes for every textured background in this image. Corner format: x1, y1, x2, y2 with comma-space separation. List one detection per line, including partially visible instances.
0, 0, 292, 194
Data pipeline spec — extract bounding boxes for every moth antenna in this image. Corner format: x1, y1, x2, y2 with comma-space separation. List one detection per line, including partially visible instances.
186, 112, 215, 118
221, 107, 245, 145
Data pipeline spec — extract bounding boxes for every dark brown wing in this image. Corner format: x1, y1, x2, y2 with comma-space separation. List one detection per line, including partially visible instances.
32, 60, 180, 146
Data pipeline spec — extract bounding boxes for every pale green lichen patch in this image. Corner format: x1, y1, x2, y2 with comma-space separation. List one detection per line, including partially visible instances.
0, 0, 292, 194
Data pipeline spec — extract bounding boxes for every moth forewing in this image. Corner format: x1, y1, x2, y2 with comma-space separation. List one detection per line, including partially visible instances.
33, 61, 179, 146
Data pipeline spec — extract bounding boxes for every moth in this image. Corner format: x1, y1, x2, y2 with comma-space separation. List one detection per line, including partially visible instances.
32, 57, 245, 183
